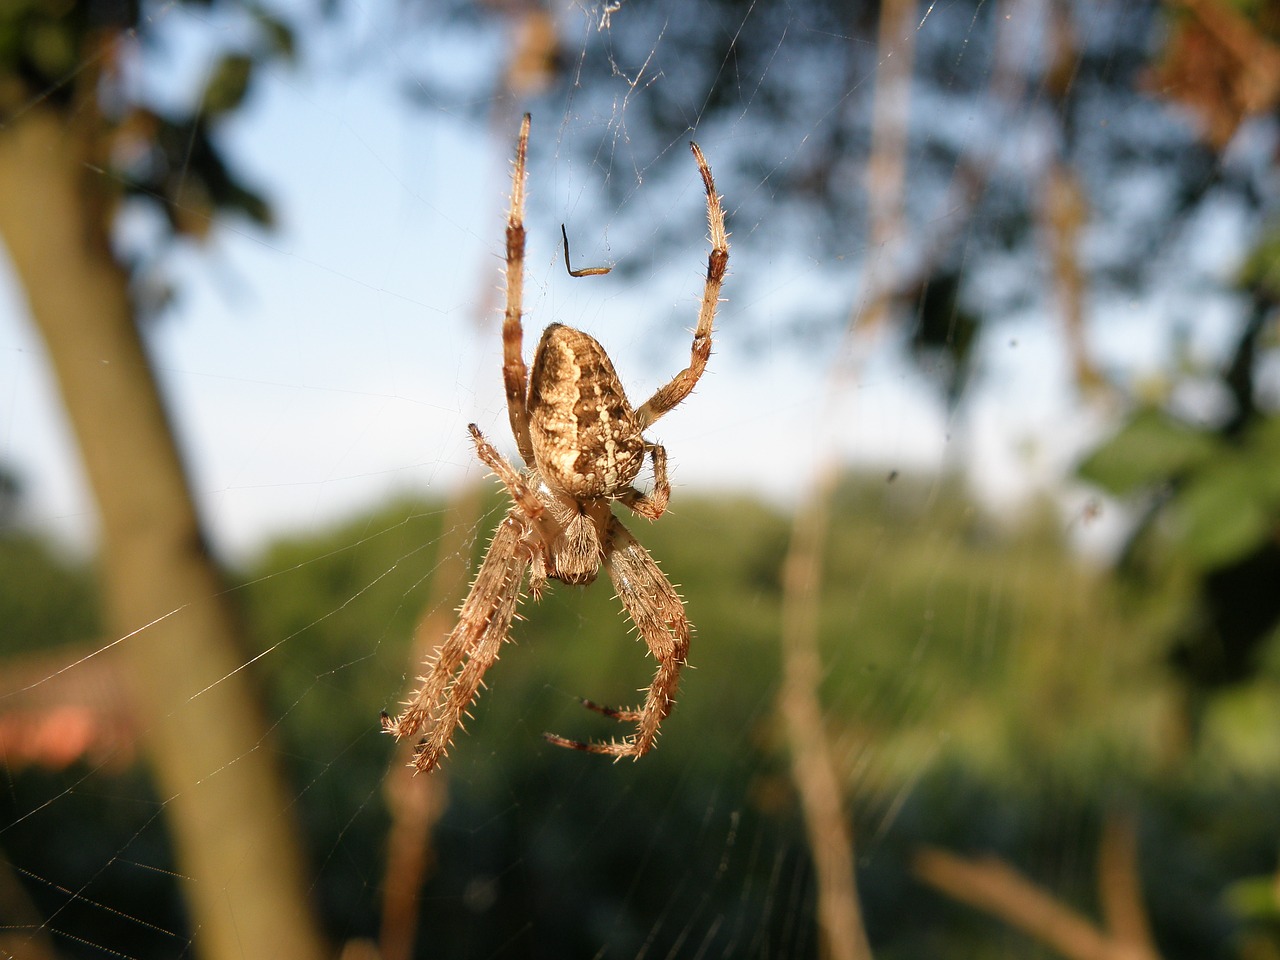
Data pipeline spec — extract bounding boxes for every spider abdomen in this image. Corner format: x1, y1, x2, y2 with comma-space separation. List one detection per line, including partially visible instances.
528, 323, 646, 500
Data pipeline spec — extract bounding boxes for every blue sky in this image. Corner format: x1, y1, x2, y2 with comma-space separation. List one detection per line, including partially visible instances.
0, 2, 1210, 561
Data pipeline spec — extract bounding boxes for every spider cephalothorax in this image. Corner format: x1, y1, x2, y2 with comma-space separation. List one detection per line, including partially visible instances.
382, 114, 728, 771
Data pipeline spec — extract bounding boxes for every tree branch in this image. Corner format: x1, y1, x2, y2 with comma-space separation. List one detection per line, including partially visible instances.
913, 845, 1163, 960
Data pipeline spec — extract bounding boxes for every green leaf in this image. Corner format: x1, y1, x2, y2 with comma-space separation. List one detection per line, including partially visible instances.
1238, 222, 1280, 299
1248, 414, 1280, 470
26, 19, 75, 76
248, 5, 296, 63
1078, 408, 1219, 495
1223, 874, 1280, 922
1175, 458, 1273, 568
201, 53, 253, 117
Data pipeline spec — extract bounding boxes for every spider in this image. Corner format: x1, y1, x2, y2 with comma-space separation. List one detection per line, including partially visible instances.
382, 114, 728, 772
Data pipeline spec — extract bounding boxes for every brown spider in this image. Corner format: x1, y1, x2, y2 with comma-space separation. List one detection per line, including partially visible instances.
382, 114, 729, 772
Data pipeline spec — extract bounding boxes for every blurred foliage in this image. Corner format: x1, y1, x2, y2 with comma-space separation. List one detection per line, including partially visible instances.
0, 461, 22, 531
4, 473, 1280, 958
1079, 409, 1220, 500
0, 0, 292, 311
0, 529, 98, 657
1079, 213, 1280, 724
1239, 222, 1280, 303
0, 765, 185, 958
816, 477, 1171, 799
400, 0, 1255, 397
906, 271, 982, 407
1072, 0, 1280, 755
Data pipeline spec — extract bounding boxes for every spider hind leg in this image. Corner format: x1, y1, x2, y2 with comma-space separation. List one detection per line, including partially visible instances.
539, 699, 642, 756
542, 518, 689, 760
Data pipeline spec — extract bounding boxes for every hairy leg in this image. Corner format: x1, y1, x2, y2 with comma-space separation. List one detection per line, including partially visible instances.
544, 518, 690, 759
635, 141, 729, 429
382, 512, 530, 773
617, 442, 670, 521
502, 113, 537, 465
468, 423, 560, 548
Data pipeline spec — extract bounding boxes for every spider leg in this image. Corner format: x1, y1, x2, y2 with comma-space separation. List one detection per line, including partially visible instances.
383, 511, 531, 773
469, 423, 561, 550
617, 442, 670, 521
473, 422, 609, 587
578, 699, 638, 720
502, 113, 537, 466
634, 141, 729, 430
543, 517, 690, 759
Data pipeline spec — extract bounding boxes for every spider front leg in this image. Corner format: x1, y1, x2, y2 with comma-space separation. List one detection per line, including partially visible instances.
634, 141, 729, 430
543, 518, 690, 759
502, 114, 536, 465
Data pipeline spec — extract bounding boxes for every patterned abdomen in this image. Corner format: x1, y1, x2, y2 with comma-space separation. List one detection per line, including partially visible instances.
527, 324, 645, 500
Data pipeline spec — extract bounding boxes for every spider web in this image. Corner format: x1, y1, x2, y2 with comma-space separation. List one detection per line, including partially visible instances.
1, 1, 1274, 958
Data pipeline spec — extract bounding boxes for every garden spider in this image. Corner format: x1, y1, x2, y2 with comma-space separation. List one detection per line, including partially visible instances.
382, 114, 728, 772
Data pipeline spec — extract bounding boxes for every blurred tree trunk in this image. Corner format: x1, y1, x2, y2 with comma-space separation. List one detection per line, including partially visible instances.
0, 107, 328, 960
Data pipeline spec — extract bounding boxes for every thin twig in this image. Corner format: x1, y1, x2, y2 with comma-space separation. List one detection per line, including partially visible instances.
913, 845, 1164, 960
776, 3, 918, 959
1098, 811, 1160, 960
780, 458, 872, 960
379, 487, 481, 960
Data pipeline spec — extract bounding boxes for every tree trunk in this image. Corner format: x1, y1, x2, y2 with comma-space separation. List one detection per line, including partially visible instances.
0, 107, 329, 960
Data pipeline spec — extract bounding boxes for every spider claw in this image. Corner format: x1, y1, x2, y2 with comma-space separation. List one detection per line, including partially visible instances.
543, 731, 593, 753
544, 729, 646, 760
579, 698, 641, 722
